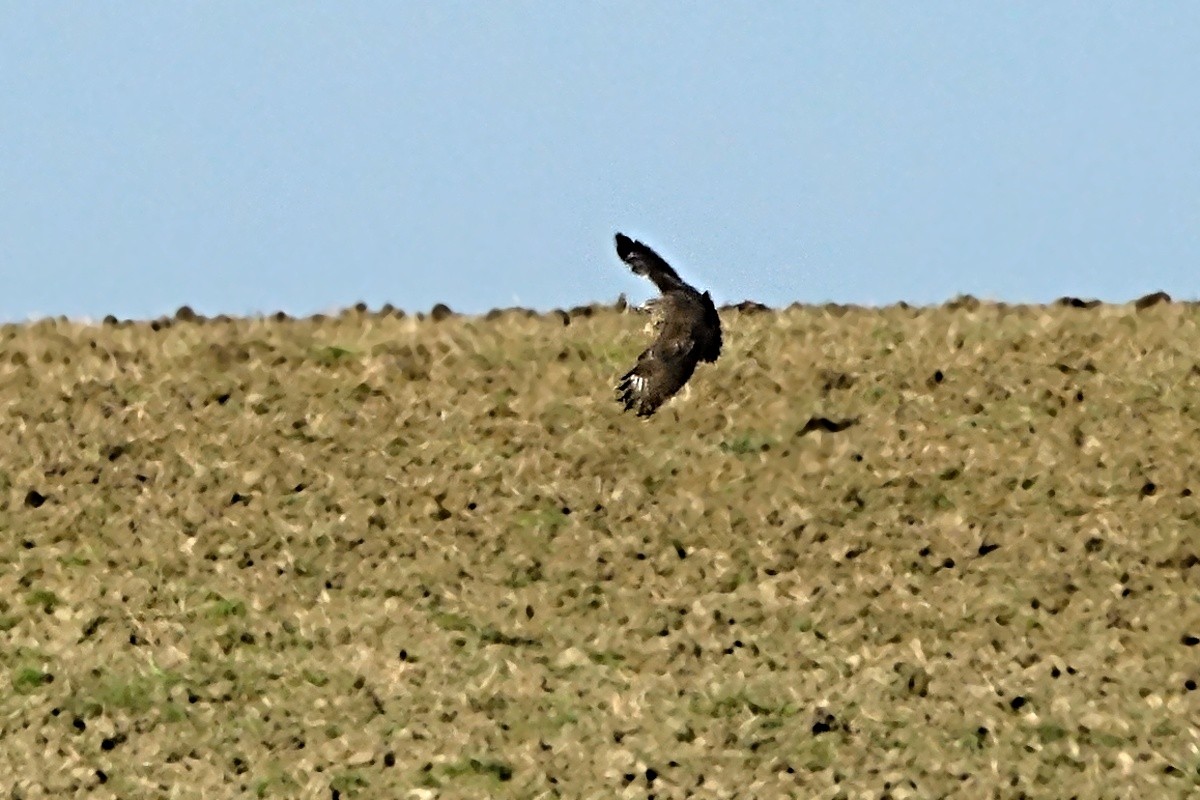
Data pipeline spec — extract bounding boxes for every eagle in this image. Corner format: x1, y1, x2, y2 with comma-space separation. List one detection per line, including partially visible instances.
613, 232, 722, 417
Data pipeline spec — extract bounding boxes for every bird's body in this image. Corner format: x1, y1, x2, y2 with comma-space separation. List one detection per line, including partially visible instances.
612, 233, 722, 417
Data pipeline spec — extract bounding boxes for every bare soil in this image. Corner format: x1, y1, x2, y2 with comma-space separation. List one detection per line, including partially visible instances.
1, 299, 1197, 798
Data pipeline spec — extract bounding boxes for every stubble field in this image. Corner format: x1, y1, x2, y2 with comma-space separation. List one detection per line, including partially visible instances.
1, 297, 1198, 799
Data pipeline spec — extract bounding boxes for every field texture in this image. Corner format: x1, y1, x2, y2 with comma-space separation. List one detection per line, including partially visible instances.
1, 298, 1198, 799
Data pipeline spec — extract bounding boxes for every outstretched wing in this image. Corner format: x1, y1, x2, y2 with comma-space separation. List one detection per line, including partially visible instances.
614, 233, 691, 294
616, 296, 703, 417
616, 343, 699, 418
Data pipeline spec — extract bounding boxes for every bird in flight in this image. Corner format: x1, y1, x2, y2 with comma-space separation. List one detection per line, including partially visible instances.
612, 233, 722, 418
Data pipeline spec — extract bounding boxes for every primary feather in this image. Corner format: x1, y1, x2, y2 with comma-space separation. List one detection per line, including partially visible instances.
613, 233, 722, 417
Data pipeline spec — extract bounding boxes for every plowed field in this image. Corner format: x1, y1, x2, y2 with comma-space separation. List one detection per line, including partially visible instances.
1, 298, 1197, 798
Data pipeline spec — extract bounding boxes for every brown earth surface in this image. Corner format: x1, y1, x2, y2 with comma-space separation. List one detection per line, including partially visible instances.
1, 298, 1198, 798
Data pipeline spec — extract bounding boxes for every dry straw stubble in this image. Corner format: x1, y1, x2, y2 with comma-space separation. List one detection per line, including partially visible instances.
0, 298, 1198, 797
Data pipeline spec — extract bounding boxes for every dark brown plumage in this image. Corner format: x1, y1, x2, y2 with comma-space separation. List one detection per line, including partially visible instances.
613, 233, 722, 417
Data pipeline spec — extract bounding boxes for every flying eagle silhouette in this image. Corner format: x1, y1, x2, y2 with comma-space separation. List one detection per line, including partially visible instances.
613, 233, 722, 417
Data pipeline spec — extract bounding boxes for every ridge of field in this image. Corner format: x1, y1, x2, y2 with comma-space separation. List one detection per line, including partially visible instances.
0, 299, 1197, 798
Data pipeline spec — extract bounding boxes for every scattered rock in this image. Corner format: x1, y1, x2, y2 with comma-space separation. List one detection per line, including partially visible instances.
1056, 296, 1102, 309
1134, 291, 1171, 310
945, 294, 981, 311
819, 371, 857, 393
797, 416, 857, 436
722, 300, 771, 314
821, 302, 855, 316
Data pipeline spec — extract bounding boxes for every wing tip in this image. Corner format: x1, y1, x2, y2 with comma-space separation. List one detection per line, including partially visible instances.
614, 232, 634, 260
615, 367, 660, 418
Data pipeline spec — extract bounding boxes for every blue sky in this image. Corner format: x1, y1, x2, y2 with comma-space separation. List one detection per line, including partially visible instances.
3, 3, 1198, 321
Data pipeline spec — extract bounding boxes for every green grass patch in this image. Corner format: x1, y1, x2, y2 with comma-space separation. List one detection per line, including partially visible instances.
25, 589, 60, 613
